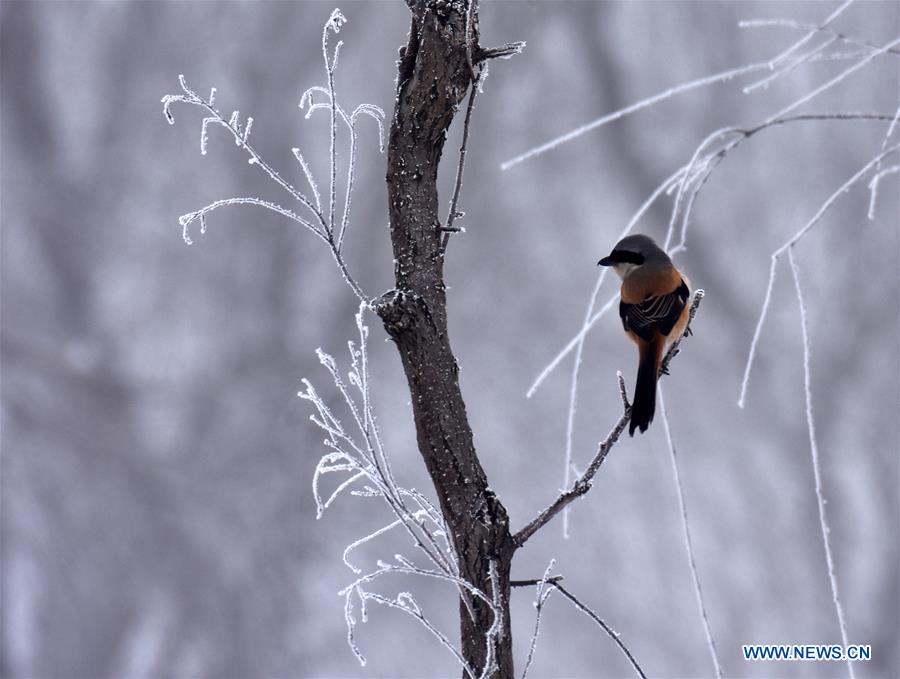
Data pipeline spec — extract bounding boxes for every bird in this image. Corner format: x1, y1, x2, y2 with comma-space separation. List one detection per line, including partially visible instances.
598, 234, 691, 436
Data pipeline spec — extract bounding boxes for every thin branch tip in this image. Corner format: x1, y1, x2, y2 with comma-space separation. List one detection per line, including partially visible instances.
474, 41, 526, 63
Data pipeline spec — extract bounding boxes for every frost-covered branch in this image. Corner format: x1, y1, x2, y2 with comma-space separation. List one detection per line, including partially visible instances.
474, 41, 527, 63
303, 308, 455, 574
738, 141, 900, 407
337, 557, 503, 679
501, 2, 898, 170
732, 143, 900, 679
442, 67, 485, 251
766, 37, 900, 124
868, 98, 900, 219
662, 113, 897, 253
176, 197, 325, 246
301, 305, 504, 673
162, 9, 385, 303
786, 248, 855, 679
519, 560, 556, 679
740, 0, 853, 96
550, 583, 647, 679
658, 387, 722, 679
739, 18, 900, 58
513, 371, 631, 548
511, 565, 646, 678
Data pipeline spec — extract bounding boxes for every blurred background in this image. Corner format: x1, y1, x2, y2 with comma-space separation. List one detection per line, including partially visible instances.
2, 1, 898, 677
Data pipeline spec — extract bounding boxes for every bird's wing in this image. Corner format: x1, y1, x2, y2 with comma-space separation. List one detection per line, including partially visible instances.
620, 279, 689, 342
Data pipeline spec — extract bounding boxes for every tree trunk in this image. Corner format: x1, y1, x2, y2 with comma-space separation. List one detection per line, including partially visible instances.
375, 2, 516, 676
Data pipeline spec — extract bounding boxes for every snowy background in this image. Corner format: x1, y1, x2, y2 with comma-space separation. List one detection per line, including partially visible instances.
2, 1, 898, 677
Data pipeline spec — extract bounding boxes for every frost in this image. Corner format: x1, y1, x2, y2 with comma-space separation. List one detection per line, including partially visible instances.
292, 148, 322, 212
159, 7, 382, 303
659, 388, 722, 677
739, 143, 900, 407
521, 560, 556, 679
868, 100, 900, 219
299, 306, 501, 675
787, 249, 854, 678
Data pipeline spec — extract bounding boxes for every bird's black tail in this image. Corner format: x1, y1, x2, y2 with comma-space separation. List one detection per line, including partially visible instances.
630, 337, 663, 436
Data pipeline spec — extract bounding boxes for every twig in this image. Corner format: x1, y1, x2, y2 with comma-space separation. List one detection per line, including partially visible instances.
328, 235, 368, 303
516, 290, 703, 548
442, 68, 483, 252
659, 387, 722, 679
500, 0, 896, 172
751, 0, 853, 72
355, 591, 475, 676
739, 0, 854, 95
765, 37, 900, 124
550, 583, 647, 679
164, 76, 370, 302
743, 36, 838, 95
177, 197, 326, 246
662, 127, 743, 251
787, 248, 855, 679
500, 59, 773, 170
868, 97, 900, 219
474, 42, 526, 63
560, 265, 612, 538
481, 559, 502, 679
739, 18, 900, 58
163, 81, 326, 233
526, 289, 619, 399
511, 571, 646, 679
324, 9, 345, 235
669, 114, 898, 253
738, 141, 900, 407
519, 560, 556, 679
340, 557, 501, 676
514, 371, 631, 548
510, 576, 564, 588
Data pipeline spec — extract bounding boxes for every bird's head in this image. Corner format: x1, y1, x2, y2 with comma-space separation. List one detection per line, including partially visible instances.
597, 234, 665, 279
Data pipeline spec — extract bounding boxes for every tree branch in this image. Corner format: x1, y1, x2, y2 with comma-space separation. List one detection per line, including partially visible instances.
513, 374, 631, 549
513, 290, 704, 548
474, 42, 527, 63
378, 1, 519, 674
551, 583, 648, 679
510, 576, 564, 588
442, 68, 483, 252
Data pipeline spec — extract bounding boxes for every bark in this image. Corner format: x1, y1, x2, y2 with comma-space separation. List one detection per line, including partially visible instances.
375, 1, 516, 676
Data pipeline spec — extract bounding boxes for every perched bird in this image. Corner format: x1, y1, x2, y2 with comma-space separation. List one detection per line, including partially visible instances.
598, 235, 691, 436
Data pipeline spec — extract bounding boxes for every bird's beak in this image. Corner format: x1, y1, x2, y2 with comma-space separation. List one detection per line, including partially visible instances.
597, 256, 615, 267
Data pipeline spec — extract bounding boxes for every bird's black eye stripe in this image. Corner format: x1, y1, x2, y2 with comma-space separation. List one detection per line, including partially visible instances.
610, 249, 645, 265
